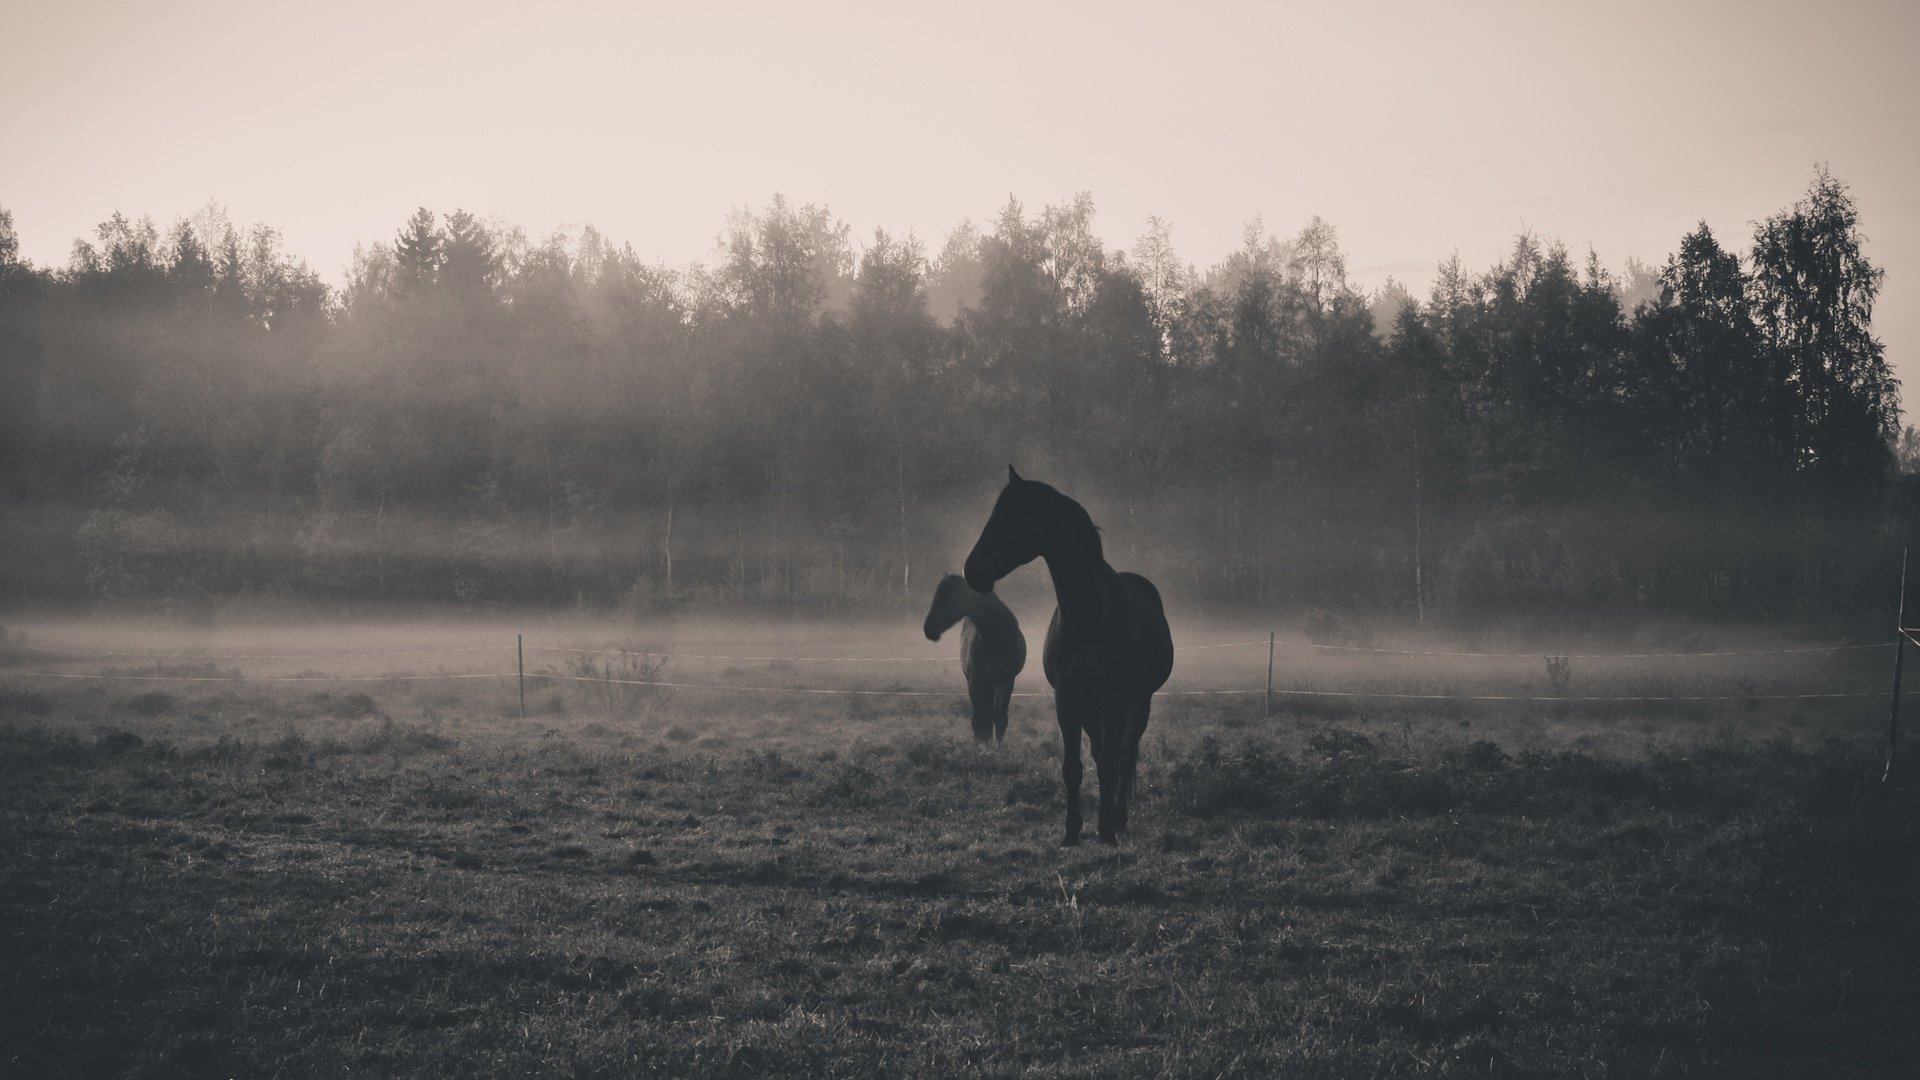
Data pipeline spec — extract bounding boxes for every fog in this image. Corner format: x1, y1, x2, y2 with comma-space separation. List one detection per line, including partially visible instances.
0, 171, 1910, 640
4, 602, 1889, 738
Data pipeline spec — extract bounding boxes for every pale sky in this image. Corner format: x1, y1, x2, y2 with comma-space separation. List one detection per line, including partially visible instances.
6, 0, 1917, 392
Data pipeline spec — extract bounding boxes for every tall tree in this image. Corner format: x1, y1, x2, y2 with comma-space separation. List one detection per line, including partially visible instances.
0, 206, 21, 291
1130, 215, 1190, 362
926, 218, 985, 326
393, 207, 441, 297
851, 228, 938, 595
1749, 166, 1896, 506
439, 209, 500, 305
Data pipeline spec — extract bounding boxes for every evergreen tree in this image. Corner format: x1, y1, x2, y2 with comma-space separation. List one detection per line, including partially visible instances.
439, 209, 499, 304
393, 207, 441, 297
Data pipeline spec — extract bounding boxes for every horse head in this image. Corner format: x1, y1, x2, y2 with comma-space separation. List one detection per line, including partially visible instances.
963, 466, 1051, 592
923, 574, 971, 641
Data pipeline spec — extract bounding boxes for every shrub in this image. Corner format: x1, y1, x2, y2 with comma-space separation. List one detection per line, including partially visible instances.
1456, 739, 1510, 772
94, 729, 146, 755
1544, 655, 1573, 695
1166, 735, 1295, 817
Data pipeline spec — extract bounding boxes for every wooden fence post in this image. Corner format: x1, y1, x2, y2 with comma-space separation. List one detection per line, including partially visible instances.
518, 633, 527, 721
1885, 548, 1908, 786
1265, 631, 1275, 720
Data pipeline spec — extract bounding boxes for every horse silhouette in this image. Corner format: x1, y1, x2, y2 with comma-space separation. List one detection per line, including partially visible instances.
963, 466, 1174, 845
923, 573, 1026, 744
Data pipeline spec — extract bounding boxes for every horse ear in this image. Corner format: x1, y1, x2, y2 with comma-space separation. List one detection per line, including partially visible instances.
1008, 464, 1021, 483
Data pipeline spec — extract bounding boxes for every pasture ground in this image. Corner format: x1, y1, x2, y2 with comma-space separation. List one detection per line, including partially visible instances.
2, 612, 1918, 1077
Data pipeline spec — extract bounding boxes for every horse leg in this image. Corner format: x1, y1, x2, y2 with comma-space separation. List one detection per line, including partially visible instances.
1116, 696, 1150, 837
967, 676, 996, 744
1056, 693, 1089, 846
1093, 706, 1124, 845
994, 681, 1011, 745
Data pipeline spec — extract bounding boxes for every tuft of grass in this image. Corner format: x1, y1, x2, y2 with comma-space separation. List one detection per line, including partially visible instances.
310, 690, 380, 718
119, 690, 178, 716
0, 686, 55, 717
352, 717, 453, 756
93, 728, 146, 754
810, 763, 897, 809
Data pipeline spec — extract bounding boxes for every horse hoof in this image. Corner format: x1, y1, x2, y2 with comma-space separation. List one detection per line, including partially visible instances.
1061, 834, 1080, 847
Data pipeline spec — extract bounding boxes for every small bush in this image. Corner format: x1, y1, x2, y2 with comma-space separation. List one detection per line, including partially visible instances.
1166, 735, 1295, 817
263, 730, 312, 771
1544, 655, 1573, 695
1306, 727, 1376, 761
1456, 739, 1510, 772
94, 729, 145, 755
565, 647, 669, 716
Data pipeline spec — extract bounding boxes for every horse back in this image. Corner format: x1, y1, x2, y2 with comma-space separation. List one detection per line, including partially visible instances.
1043, 572, 1174, 696
962, 611, 1025, 687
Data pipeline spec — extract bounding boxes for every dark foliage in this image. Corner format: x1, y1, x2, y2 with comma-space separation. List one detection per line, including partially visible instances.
0, 172, 1905, 619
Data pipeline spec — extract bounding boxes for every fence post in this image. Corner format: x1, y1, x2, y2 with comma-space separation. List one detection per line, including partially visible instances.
518, 633, 526, 721
1265, 631, 1275, 720
1885, 548, 1909, 786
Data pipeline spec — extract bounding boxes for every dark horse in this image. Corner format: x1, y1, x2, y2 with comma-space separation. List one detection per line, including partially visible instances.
964, 467, 1174, 845
922, 574, 1027, 744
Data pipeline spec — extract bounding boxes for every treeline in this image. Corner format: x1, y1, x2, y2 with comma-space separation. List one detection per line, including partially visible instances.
0, 170, 1909, 622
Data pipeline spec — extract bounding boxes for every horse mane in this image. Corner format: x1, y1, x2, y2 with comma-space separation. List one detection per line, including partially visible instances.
1026, 480, 1103, 562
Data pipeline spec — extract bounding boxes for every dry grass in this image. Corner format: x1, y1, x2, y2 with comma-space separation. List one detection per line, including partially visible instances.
2, 677, 1917, 1078
1, 613, 1915, 1077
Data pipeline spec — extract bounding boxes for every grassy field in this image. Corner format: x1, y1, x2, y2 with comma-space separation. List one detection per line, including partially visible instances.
2, 614, 1918, 1077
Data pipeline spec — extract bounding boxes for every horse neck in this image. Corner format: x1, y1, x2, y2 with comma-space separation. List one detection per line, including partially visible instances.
965, 590, 1018, 642
1036, 517, 1113, 632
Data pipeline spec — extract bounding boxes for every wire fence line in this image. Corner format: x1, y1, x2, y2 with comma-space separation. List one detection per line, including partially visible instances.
8, 644, 520, 660
15, 670, 526, 684
5, 668, 1891, 704
15, 637, 1887, 663
1298, 641, 1893, 659
524, 644, 953, 663
542, 676, 1894, 704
